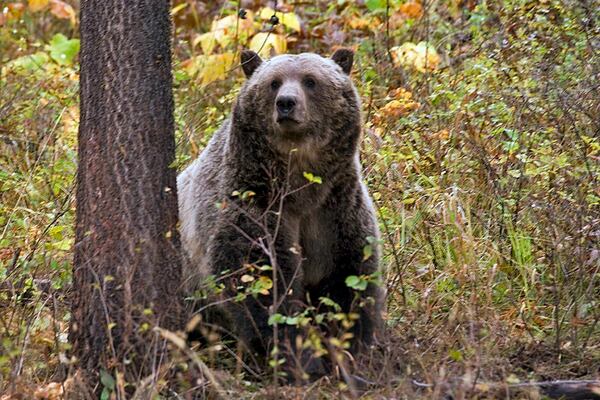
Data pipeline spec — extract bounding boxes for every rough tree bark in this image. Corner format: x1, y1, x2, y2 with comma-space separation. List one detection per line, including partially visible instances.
70, 0, 181, 389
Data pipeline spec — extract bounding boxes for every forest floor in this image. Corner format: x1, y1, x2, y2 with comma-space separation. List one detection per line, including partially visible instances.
1, 0, 599, 398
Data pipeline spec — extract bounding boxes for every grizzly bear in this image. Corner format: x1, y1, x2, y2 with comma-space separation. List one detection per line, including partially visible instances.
178, 48, 382, 376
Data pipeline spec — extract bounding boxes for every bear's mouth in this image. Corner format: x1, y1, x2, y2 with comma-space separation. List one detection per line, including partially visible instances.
274, 118, 306, 142
276, 115, 300, 125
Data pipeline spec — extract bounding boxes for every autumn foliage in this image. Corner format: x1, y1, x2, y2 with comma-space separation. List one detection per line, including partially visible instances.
1, 0, 599, 398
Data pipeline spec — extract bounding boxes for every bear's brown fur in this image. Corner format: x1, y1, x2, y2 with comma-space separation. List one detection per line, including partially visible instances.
178, 49, 382, 377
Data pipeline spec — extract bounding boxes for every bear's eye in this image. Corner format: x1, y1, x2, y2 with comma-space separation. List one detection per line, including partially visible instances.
270, 79, 282, 90
303, 77, 316, 88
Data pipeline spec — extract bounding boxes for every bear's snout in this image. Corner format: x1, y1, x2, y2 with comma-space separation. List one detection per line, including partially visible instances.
276, 96, 297, 118
273, 81, 306, 128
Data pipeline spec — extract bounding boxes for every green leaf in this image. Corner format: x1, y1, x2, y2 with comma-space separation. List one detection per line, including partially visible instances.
100, 369, 115, 391
363, 244, 373, 261
365, 0, 386, 11
449, 349, 463, 362
319, 296, 342, 311
234, 292, 247, 302
51, 238, 72, 251
4, 52, 50, 74
345, 275, 368, 291
345, 275, 359, 287
47, 33, 80, 65
269, 357, 285, 367
268, 313, 286, 326
48, 225, 64, 240
303, 171, 323, 184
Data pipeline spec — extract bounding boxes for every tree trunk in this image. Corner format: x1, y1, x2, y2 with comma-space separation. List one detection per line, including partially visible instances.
70, 0, 181, 390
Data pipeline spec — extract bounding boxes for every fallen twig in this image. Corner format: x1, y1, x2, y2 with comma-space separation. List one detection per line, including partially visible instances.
412, 378, 600, 399
154, 327, 224, 398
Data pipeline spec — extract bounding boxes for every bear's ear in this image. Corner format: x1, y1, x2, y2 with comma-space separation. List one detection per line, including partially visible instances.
241, 50, 263, 78
331, 48, 354, 75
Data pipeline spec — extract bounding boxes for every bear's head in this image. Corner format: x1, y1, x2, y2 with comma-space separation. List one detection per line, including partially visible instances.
233, 49, 361, 156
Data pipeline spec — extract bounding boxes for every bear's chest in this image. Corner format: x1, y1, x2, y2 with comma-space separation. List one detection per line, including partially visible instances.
298, 210, 336, 287
281, 160, 334, 215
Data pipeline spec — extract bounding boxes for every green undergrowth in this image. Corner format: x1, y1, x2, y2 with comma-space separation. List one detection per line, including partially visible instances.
1, 0, 598, 398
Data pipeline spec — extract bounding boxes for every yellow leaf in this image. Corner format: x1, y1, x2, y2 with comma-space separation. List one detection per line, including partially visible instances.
390, 41, 440, 72
184, 53, 236, 86
49, 0, 76, 25
209, 12, 256, 49
390, 42, 417, 66
348, 16, 373, 30
259, 276, 273, 288
249, 32, 287, 58
259, 7, 275, 20
200, 53, 235, 85
194, 32, 217, 55
3, 3, 25, 23
399, 1, 424, 19
28, 0, 49, 12
258, 276, 273, 295
280, 11, 301, 32
171, 3, 188, 16
211, 14, 237, 31
390, 87, 413, 101
379, 99, 419, 118
413, 41, 440, 72
434, 129, 450, 141
259, 7, 301, 32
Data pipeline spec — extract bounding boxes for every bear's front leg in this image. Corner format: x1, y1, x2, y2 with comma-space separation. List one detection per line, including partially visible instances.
308, 196, 383, 351
208, 207, 305, 368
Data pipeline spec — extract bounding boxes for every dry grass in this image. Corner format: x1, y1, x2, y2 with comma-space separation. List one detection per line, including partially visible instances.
1, 0, 599, 398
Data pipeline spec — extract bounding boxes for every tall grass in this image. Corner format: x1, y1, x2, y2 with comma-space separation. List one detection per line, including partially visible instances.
1, 0, 598, 397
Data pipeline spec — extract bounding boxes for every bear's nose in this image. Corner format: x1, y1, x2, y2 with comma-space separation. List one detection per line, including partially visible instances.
276, 96, 297, 116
